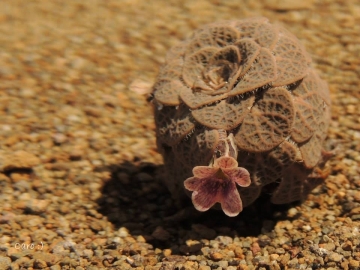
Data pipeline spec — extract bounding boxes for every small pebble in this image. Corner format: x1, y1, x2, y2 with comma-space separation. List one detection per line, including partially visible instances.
152, 226, 170, 241
118, 227, 129, 238
349, 259, 360, 268
0, 256, 11, 270
209, 252, 223, 261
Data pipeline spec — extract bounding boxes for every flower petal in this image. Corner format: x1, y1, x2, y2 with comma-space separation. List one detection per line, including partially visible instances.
192, 166, 218, 178
191, 188, 218, 212
191, 176, 230, 212
184, 177, 204, 191
220, 182, 243, 217
215, 156, 238, 169
223, 167, 251, 187
185, 161, 250, 216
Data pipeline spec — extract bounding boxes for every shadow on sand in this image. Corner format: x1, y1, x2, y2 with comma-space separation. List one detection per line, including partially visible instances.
96, 160, 300, 252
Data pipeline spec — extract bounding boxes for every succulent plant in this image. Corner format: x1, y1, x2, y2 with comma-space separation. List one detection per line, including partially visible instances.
151, 17, 331, 217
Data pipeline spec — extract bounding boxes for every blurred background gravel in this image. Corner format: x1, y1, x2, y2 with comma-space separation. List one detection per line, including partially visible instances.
0, 0, 360, 269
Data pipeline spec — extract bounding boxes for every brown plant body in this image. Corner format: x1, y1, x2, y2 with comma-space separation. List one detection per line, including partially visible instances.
152, 17, 331, 216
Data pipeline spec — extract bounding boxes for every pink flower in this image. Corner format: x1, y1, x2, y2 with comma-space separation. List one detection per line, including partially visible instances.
184, 156, 251, 217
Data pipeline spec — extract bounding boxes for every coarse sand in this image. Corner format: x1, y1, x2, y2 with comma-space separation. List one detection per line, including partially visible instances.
0, 0, 360, 269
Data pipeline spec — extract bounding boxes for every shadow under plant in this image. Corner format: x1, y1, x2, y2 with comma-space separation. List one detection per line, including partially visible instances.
97, 161, 301, 254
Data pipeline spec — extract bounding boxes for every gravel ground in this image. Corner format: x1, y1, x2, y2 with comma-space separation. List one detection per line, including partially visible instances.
0, 0, 360, 269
